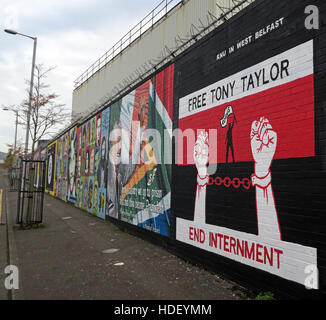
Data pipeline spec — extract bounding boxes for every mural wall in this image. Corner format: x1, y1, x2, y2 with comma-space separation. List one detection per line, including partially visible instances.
45, 141, 56, 196
175, 40, 317, 288
46, 65, 174, 237
44, 0, 326, 297
172, 0, 325, 293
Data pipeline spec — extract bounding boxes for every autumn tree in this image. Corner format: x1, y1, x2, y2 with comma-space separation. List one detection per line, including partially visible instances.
16, 64, 70, 156
5, 141, 24, 168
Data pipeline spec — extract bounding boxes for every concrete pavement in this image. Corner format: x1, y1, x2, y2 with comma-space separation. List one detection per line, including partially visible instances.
0, 172, 250, 300
0, 171, 9, 300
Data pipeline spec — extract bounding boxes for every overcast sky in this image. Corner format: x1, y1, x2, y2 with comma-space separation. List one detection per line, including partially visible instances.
0, 0, 167, 153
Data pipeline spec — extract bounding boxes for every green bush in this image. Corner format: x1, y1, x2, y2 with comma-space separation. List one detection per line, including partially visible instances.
5, 153, 14, 168
255, 292, 276, 300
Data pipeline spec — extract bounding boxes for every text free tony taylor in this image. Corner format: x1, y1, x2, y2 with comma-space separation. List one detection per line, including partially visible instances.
189, 227, 283, 269
187, 58, 290, 112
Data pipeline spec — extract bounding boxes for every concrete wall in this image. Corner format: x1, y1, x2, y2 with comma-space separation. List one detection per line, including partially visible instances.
72, 0, 218, 120
47, 0, 326, 299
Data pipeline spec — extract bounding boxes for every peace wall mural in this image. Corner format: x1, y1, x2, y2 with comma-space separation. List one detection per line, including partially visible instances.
175, 41, 317, 288
172, 0, 325, 292
46, 65, 174, 237
44, 0, 326, 297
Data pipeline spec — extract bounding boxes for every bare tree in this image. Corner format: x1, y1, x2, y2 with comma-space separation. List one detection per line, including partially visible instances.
16, 64, 70, 155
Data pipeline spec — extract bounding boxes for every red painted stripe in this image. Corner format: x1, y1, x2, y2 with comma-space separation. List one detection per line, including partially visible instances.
156, 64, 174, 120
178, 74, 315, 165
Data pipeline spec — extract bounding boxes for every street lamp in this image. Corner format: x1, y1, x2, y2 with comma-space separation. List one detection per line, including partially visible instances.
4, 29, 37, 159
2, 107, 19, 152
4, 29, 17, 35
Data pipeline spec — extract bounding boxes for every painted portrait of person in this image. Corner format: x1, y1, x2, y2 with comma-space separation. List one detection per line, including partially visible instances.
68, 128, 77, 202
89, 147, 95, 176
83, 178, 88, 209
106, 89, 150, 221
106, 121, 122, 219
78, 127, 82, 150
85, 148, 90, 176
96, 114, 102, 147
87, 122, 91, 146
82, 126, 86, 150
76, 179, 81, 207
79, 178, 84, 208
106, 120, 143, 220
46, 144, 56, 191
91, 117, 96, 145
88, 178, 93, 211
97, 136, 108, 189
77, 150, 81, 178
94, 148, 100, 176
92, 179, 98, 216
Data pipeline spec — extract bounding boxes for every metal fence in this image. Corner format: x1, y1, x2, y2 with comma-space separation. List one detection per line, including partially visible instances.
17, 160, 46, 226
8, 167, 21, 192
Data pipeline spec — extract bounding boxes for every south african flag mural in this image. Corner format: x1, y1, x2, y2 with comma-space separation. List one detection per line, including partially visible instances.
47, 64, 174, 238
107, 65, 174, 237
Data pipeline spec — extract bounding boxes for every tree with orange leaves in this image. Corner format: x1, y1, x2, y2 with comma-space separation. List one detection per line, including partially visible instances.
7, 64, 70, 156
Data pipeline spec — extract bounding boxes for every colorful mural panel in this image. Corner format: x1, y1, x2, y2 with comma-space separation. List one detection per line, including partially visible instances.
45, 141, 57, 196
46, 65, 174, 237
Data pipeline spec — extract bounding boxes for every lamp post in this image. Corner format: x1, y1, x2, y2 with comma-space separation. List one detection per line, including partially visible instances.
2, 107, 19, 152
4, 29, 38, 226
4, 29, 37, 159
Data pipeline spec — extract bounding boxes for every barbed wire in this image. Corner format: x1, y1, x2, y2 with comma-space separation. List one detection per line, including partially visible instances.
51, 0, 255, 144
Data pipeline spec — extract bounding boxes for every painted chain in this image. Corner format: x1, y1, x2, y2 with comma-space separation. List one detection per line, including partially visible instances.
207, 176, 252, 190
199, 172, 273, 190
